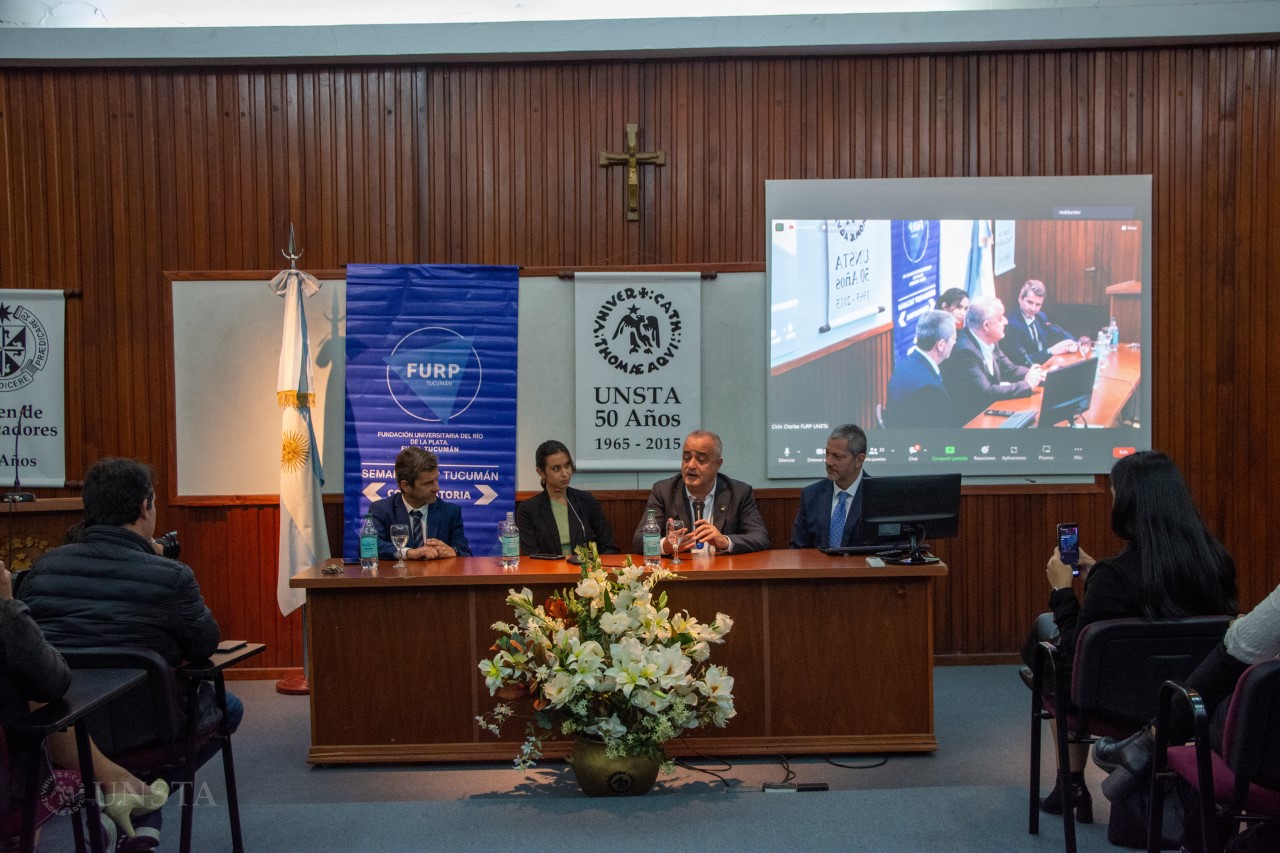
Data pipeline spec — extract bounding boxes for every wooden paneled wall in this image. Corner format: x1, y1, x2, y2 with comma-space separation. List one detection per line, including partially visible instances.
0, 44, 1276, 669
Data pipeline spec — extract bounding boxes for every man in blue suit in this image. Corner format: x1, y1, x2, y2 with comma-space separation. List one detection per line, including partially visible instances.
1001, 279, 1078, 367
790, 424, 869, 549
369, 446, 471, 559
885, 309, 957, 428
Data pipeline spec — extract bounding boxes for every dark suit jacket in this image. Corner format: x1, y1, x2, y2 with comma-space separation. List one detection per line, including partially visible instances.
368, 496, 472, 557
941, 328, 1034, 425
885, 350, 953, 428
789, 476, 868, 549
631, 473, 771, 555
1002, 311, 1071, 367
515, 487, 620, 555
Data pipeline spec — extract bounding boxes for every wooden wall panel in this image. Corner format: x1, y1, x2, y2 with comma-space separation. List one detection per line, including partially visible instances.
0, 43, 1276, 669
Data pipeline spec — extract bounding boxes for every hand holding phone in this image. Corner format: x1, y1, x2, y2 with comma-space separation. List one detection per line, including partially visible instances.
1057, 523, 1080, 576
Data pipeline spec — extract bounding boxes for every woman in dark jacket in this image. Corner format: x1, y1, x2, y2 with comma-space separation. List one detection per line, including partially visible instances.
1034, 450, 1238, 822
516, 440, 619, 556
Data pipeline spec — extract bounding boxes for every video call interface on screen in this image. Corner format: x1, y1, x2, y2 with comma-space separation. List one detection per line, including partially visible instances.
765, 176, 1153, 480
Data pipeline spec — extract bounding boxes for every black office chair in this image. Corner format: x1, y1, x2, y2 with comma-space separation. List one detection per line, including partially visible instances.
1148, 659, 1280, 853
1028, 615, 1232, 853
0, 725, 87, 852
59, 647, 247, 853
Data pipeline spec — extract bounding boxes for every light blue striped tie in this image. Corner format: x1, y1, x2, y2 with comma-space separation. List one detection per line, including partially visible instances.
829, 491, 849, 548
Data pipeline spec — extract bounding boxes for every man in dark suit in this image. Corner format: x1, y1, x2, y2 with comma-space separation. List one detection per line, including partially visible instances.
369, 446, 471, 559
1001, 279, 1078, 367
790, 424, 869, 549
941, 296, 1047, 425
885, 309, 957, 428
632, 429, 770, 555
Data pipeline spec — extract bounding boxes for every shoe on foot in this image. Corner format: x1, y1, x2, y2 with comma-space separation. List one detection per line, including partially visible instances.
1040, 779, 1094, 823
1093, 727, 1155, 801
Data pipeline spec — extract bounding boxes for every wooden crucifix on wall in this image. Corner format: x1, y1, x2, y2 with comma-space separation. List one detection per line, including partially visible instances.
599, 123, 665, 221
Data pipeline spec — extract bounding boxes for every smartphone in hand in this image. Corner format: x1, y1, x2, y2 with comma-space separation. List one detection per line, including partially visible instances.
1057, 522, 1080, 575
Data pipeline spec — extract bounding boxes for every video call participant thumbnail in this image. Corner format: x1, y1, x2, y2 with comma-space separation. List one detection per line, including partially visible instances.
941, 296, 1045, 424
884, 310, 956, 428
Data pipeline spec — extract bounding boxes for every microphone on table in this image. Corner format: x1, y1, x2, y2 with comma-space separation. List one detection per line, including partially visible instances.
4, 410, 35, 504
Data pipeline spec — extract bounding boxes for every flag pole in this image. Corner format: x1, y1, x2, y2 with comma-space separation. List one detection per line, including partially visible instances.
273, 223, 328, 695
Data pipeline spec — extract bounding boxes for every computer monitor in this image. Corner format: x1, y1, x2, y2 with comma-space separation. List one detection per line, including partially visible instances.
1037, 357, 1099, 428
861, 473, 962, 565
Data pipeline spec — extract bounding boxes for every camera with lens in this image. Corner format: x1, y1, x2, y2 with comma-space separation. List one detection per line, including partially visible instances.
154, 530, 181, 560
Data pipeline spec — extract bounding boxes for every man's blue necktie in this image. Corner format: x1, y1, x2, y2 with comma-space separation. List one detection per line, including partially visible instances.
409, 509, 424, 548
829, 491, 849, 548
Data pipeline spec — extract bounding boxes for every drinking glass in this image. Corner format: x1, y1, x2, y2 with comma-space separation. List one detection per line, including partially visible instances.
666, 518, 687, 565
1077, 336, 1091, 359
390, 524, 409, 569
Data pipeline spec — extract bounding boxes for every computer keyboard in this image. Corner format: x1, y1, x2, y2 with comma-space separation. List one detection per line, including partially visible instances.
998, 410, 1036, 429
820, 542, 917, 556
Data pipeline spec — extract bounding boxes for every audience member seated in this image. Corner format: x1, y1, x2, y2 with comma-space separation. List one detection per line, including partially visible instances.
368, 446, 471, 559
1022, 450, 1238, 823
1, 562, 167, 850
941, 296, 1046, 424
884, 310, 957, 428
1090, 580, 1280, 851
516, 440, 618, 556
1000, 279, 1078, 367
633, 429, 770, 556
19, 457, 242, 747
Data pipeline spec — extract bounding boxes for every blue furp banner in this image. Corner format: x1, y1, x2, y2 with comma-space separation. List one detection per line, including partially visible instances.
889, 220, 942, 365
343, 264, 519, 558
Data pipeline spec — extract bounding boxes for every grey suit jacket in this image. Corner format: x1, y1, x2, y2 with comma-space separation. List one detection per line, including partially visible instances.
631, 473, 771, 555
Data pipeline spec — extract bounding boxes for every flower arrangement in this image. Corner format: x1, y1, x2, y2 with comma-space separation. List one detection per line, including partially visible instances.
477, 544, 735, 770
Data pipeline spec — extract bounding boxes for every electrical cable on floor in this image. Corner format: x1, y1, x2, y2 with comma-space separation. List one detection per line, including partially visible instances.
672, 737, 737, 789
776, 754, 797, 784
825, 754, 889, 770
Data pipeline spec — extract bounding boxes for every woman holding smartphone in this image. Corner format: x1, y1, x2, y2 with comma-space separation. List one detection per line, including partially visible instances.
515, 440, 619, 557
1028, 450, 1237, 823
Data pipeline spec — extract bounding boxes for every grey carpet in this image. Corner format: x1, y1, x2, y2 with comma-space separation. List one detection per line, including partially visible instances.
37, 665, 1125, 851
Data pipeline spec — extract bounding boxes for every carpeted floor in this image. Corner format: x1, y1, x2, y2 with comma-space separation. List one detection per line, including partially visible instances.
37, 665, 1126, 851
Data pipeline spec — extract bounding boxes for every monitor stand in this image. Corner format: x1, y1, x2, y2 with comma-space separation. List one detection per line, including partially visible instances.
882, 532, 940, 565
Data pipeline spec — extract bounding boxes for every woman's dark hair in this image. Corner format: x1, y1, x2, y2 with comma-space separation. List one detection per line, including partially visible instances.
534, 440, 574, 490
936, 287, 969, 309
1109, 450, 1237, 618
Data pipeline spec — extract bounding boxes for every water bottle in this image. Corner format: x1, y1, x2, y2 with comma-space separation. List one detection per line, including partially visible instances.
641, 508, 661, 568
1107, 316, 1120, 348
359, 514, 379, 571
499, 511, 520, 570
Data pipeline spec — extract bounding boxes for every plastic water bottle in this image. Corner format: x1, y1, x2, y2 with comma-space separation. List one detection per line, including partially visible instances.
359, 514, 379, 571
1107, 316, 1120, 348
499, 511, 520, 570
642, 508, 661, 568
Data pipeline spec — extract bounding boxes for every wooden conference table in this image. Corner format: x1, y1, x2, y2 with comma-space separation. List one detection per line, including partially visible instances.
964, 344, 1141, 429
291, 550, 947, 764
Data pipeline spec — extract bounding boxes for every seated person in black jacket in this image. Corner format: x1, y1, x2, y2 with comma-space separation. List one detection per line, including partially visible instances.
516, 440, 619, 556
20, 458, 241, 745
